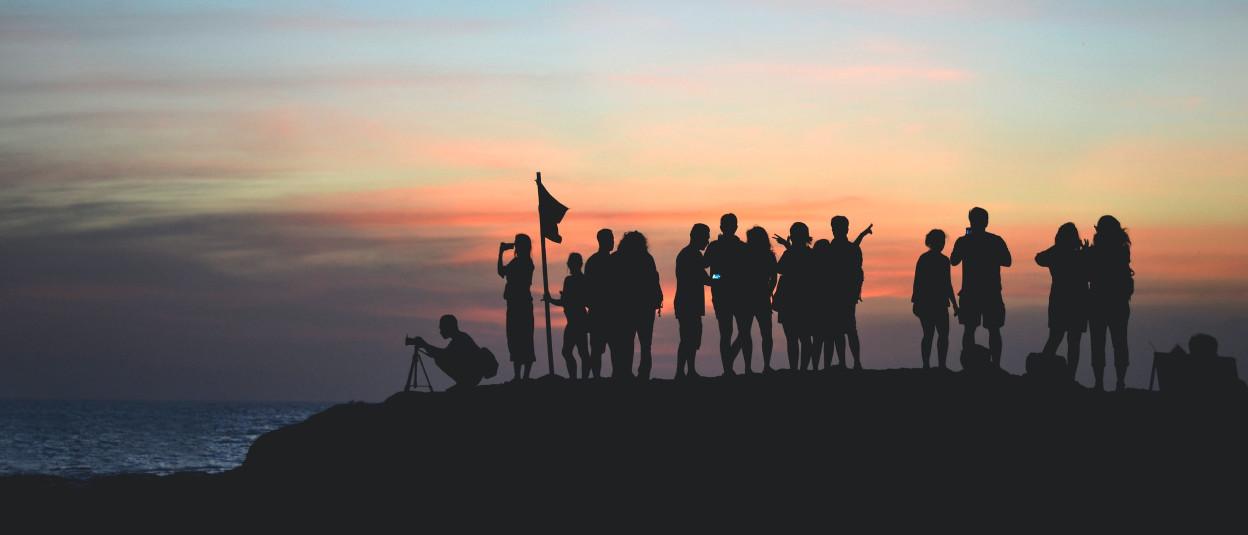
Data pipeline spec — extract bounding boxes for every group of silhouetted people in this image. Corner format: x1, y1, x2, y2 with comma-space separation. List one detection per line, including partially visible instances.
424, 207, 1139, 391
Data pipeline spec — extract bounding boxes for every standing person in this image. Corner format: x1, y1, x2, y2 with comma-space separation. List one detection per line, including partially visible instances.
674, 224, 711, 379
612, 231, 663, 380
950, 207, 1012, 368
808, 239, 832, 370
704, 213, 749, 375
1087, 215, 1133, 391
584, 229, 615, 379
1035, 222, 1088, 380
544, 253, 589, 379
826, 216, 869, 369
774, 222, 815, 370
739, 226, 778, 372
912, 229, 959, 369
498, 234, 536, 381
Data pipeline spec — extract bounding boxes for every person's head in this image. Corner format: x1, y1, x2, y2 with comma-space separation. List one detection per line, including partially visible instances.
567, 252, 583, 273
1189, 333, 1218, 358
925, 229, 946, 252
438, 314, 460, 339
513, 234, 532, 258
830, 215, 849, 238
968, 207, 989, 231
1093, 215, 1130, 249
813, 238, 830, 251
746, 226, 770, 251
618, 230, 648, 254
1055, 222, 1081, 249
720, 213, 738, 236
596, 228, 615, 252
789, 222, 811, 246
690, 223, 711, 250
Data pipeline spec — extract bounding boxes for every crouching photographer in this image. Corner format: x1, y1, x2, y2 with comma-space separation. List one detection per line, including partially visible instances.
406, 315, 497, 391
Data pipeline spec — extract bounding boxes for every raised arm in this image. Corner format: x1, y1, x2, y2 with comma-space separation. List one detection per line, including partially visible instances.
772, 234, 791, 250
497, 243, 508, 278
853, 223, 873, 246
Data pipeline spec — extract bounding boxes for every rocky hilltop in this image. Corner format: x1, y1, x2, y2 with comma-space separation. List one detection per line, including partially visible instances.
5, 369, 1247, 530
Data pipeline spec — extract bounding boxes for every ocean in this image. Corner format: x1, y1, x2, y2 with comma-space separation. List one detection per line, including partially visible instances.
0, 400, 334, 479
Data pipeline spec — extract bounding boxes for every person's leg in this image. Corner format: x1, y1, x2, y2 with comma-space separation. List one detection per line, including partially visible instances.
736, 313, 754, 373
561, 328, 578, 379
805, 331, 820, 370
1089, 316, 1107, 390
717, 310, 736, 375
987, 327, 1002, 368
1066, 330, 1083, 381
1042, 328, 1065, 356
1110, 307, 1130, 391
676, 316, 692, 378
759, 312, 774, 371
935, 312, 950, 369
782, 321, 799, 370
920, 315, 936, 368
832, 332, 847, 369
962, 325, 977, 359
637, 311, 655, 380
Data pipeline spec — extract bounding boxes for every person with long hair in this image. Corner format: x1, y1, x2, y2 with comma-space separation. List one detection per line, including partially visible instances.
738, 226, 778, 372
912, 229, 959, 369
1087, 215, 1133, 391
774, 222, 815, 370
498, 233, 536, 381
612, 230, 663, 380
1035, 222, 1088, 380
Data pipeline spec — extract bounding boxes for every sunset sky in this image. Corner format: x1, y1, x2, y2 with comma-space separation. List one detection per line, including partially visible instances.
2, 0, 1245, 401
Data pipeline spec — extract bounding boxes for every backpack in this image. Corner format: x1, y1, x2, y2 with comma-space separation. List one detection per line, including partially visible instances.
478, 347, 499, 379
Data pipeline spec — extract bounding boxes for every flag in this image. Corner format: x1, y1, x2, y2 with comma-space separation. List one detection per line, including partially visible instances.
537, 177, 568, 244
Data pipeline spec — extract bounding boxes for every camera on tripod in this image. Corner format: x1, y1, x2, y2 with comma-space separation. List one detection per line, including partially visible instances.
405, 335, 424, 347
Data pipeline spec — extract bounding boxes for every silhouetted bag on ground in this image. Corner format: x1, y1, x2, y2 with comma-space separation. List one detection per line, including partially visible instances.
1025, 352, 1067, 382
478, 347, 499, 379
960, 344, 992, 372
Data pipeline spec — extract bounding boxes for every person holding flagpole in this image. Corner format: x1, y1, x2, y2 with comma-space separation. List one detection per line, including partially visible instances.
499, 233, 536, 381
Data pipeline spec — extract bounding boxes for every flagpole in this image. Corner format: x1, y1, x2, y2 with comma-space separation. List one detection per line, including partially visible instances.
536, 172, 557, 377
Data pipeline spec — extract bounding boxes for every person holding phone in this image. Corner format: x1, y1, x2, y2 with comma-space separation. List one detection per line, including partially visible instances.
498, 234, 536, 381
950, 207, 1012, 368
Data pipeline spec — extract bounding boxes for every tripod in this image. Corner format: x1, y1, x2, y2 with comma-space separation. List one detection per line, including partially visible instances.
405, 346, 436, 392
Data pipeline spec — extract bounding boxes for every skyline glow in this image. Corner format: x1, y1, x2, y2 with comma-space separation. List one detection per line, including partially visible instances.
2, 1, 1245, 401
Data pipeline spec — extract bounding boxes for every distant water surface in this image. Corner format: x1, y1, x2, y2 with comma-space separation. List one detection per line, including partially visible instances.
0, 400, 334, 478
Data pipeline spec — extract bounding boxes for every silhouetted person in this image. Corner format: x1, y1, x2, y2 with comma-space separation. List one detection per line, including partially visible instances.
738, 226, 778, 372
1087, 215, 1133, 391
775, 222, 815, 370
612, 231, 663, 380
808, 238, 832, 370
912, 229, 959, 369
951, 207, 1012, 368
704, 213, 750, 374
675, 224, 711, 379
408, 315, 483, 390
826, 216, 869, 369
544, 253, 589, 379
585, 229, 616, 379
498, 234, 535, 381
1035, 222, 1088, 380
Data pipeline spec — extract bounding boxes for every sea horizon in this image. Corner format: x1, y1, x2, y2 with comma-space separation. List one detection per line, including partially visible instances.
0, 399, 336, 479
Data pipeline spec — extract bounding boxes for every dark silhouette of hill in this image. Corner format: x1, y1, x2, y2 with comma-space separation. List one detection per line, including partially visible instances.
4, 369, 1246, 530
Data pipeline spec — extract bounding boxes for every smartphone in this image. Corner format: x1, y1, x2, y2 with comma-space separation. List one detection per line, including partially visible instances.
501, 242, 515, 251
712, 273, 721, 280
965, 227, 972, 236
